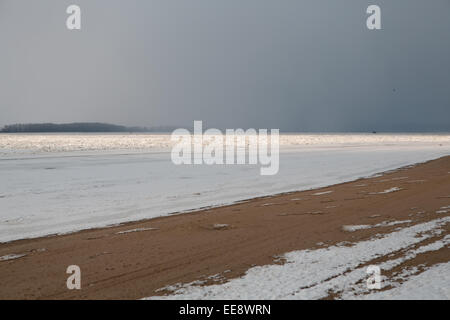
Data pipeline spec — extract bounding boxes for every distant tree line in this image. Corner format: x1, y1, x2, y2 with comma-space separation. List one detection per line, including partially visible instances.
0, 123, 179, 133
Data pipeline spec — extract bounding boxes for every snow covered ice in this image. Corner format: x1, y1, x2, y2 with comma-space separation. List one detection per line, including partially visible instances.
0, 133, 449, 242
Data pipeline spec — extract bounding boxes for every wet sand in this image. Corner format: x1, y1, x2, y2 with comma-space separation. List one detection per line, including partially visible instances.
0, 156, 449, 300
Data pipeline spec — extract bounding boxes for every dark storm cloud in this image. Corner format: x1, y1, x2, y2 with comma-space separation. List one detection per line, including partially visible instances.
0, 0, 449, 131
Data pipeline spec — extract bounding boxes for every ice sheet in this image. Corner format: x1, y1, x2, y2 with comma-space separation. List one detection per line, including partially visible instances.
0, 134, 449, 242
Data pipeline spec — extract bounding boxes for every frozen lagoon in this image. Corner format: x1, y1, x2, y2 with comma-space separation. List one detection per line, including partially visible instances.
1, 133, 449, 242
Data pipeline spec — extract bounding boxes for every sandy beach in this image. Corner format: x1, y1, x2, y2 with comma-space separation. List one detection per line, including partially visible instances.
0, 156, 449, 300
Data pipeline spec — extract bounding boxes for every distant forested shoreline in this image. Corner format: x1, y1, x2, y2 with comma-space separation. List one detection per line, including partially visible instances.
0, 123, 178, 133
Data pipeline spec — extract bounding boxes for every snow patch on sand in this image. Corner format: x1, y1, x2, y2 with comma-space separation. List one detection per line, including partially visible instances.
370, 187, 402, 195
436, 205, 450, 214
342, 220, 411, 232
313, 191, 333, 196
146, 217, 449, 300
340, 235, 450, 299
116, 227, 158, 235
213, 224, 230, 230
0, 253, 27, 261
359, 262, 450, 300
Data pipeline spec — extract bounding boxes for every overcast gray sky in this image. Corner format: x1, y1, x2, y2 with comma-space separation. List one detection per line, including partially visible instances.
0, 0, 449, 132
